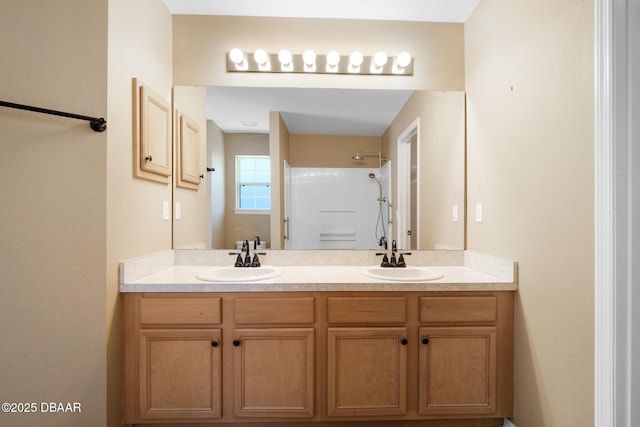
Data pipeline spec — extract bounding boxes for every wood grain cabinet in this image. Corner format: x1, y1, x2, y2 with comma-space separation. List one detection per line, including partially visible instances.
327, 296, 408, 417
232, 328, 315, 418
124, 295, 223, 422
327, 327, 408, 417
418, 326, 497, 415
418, 295, 513, 418
132, 78, 172, 184
123, 291, 513, 426
139, 328, 222, 420
232, 294, 316, 418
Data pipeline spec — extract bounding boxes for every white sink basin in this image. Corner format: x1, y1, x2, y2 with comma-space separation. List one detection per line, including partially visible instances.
362, 266, 443, 282
196, 266, 283, 282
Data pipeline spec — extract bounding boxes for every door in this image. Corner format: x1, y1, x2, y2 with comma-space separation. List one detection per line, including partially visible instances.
139, 329, 222, 420
327, 327, 408, 417
418, 326, 497, 415
232, 328, 315, 417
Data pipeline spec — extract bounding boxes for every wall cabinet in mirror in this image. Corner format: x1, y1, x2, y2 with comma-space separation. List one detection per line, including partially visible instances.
133, 78, 171, 184
176, 110, 201, 190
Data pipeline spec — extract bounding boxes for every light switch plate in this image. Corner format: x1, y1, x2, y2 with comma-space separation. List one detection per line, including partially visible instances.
163, 200, 170, 220
175, 202, 181, 220
476, 202, 483, 223
452, 205, 459, 222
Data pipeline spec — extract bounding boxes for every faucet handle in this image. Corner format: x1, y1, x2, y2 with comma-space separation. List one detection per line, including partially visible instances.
397, 253, 409, 268
229, 252, 244, 267
375, 252, 391, 267
251, 254, 261, 267
251, 252, 266, 267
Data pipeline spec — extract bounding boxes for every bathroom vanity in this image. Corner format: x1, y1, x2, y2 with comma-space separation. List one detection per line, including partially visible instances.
121, 250, 517, 427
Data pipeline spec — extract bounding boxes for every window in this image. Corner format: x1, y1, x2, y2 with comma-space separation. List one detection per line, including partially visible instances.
235, 155, 271, 212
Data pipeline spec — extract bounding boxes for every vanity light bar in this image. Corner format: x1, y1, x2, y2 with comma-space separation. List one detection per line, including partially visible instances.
226, 49, 413, 76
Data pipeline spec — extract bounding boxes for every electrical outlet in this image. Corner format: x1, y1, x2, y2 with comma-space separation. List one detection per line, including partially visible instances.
175, 202, 181, 220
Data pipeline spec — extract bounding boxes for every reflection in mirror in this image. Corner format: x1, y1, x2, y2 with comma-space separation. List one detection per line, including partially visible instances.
172, 87, 465, 251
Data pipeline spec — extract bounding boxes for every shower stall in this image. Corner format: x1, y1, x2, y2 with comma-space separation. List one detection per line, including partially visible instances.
284, 158, 392, 250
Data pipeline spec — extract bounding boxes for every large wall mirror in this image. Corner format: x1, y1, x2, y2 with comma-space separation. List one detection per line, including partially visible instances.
172, 86, 465, 251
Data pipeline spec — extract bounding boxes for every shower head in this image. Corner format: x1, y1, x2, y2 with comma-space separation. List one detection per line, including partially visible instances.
352, 153, 363, 160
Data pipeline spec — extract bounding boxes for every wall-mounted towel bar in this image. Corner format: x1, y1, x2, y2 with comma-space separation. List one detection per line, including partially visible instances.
0, 100, 107, 132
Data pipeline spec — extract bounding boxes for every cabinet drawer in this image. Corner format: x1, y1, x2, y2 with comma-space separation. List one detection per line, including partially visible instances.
419, 296, 497, 323
140, 297, 221, 325
234, 297, 315, 324
327, 297, 407, 324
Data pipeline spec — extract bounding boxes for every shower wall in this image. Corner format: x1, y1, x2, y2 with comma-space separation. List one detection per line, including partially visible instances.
285, 165, 391, 249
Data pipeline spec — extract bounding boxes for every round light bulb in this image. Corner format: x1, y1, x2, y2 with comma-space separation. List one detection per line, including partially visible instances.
374, 51, 388, 67
397, 51, 411, 68
278, 49, 292, 66
229, 48, 244, 64
326, 50, 340, 67
349, 51, 363, 67
253, 49, 268, 65
302, 49, 316, 66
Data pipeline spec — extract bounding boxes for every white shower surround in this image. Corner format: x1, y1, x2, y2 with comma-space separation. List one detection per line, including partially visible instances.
285, 164, 392, 250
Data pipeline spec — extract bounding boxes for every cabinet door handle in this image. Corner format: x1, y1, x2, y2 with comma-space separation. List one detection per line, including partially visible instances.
401, 338, 408, 346
233, 339, 241, 347
144, 155, 153, 162
211, 340, 219, 347
422, 337, 429, 345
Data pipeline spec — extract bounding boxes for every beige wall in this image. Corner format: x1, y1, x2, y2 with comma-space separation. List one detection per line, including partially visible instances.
172, 86, 208, 249
0, 1, 108, 426
207, 120, 227, 249
1, 2, 597, 426
465, 0, 594, 425
288, 134, 381, 168
172, 16, 465, 91
223, 133, 271, 248
383, 91, 466, 250
106, 0, 173, 425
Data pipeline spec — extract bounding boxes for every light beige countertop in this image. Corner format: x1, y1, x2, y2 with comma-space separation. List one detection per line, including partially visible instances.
119, 250, 518, 293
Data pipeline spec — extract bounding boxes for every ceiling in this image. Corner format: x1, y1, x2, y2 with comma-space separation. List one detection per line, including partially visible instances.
165, 1, 479, 136
162, 0, 480, 23
206, 87, 414, 136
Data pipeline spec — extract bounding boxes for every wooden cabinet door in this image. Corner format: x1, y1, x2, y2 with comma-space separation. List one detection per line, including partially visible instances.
233, 328, 315, 418
418, 326, 497, 416
139, 329, 221, 420
327, 327, 408, 417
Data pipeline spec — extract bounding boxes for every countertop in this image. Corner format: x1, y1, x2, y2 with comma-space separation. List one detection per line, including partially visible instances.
119, 250, 518, 293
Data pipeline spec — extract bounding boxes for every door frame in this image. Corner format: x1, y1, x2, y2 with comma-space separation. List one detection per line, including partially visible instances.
396, 118, 420, 250
595, 0, 639, 425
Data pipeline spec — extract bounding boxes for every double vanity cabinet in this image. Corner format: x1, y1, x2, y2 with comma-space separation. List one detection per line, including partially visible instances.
123, 290, 513, 426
